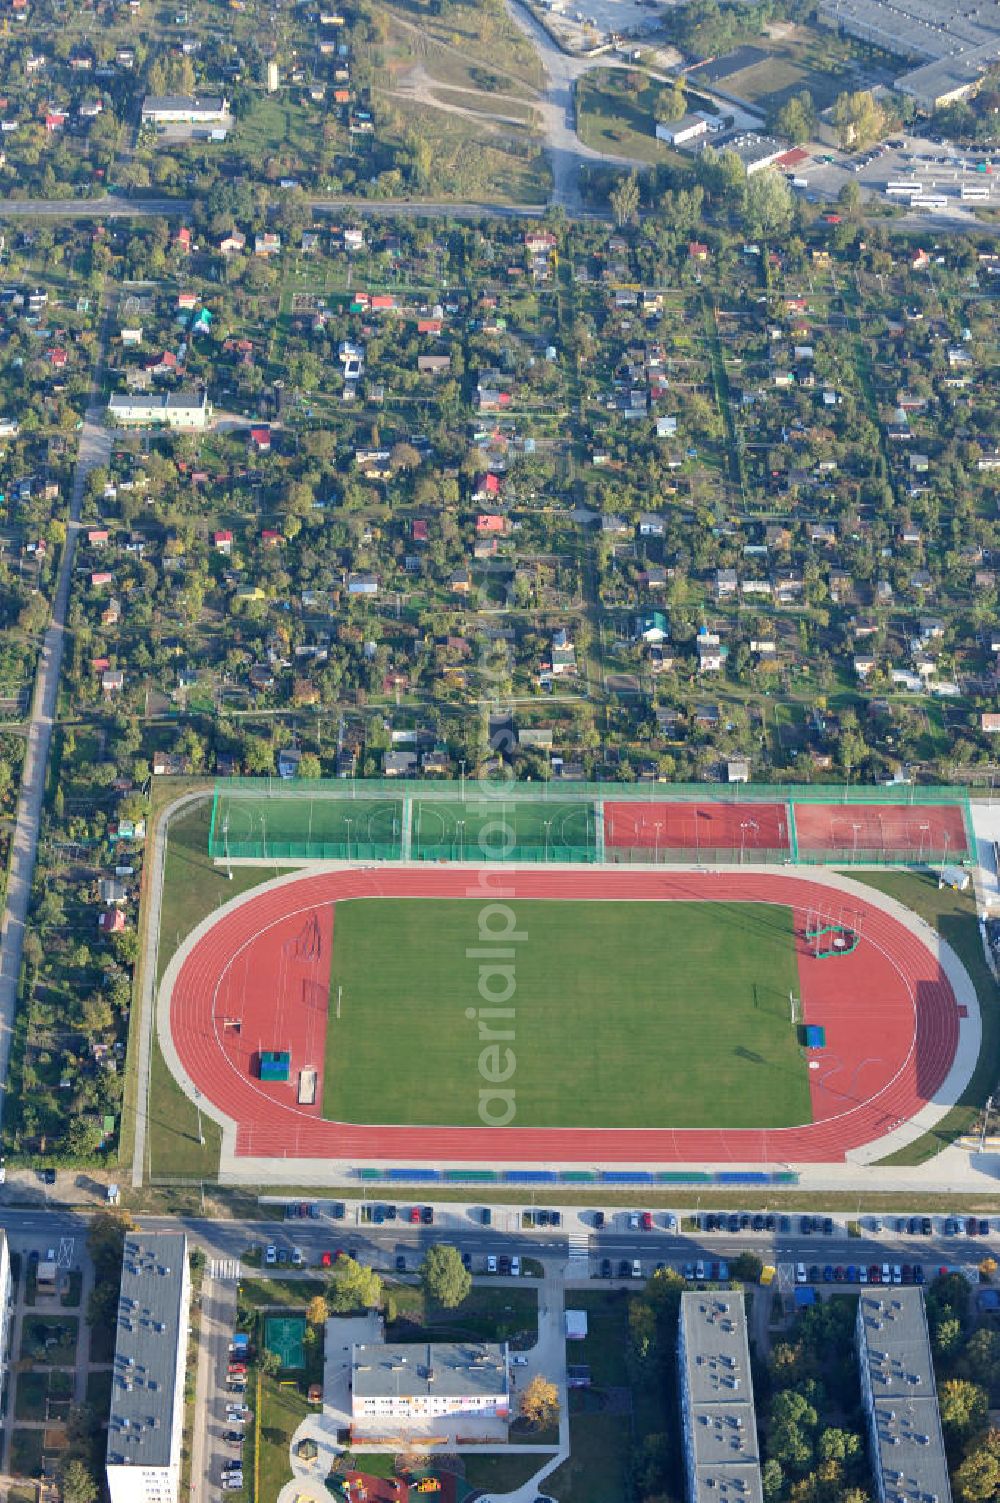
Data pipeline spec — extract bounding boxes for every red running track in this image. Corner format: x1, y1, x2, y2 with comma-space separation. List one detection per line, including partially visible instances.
167, 868, 961, 1164
604, 801, 790, 853
794, 803, 968, 858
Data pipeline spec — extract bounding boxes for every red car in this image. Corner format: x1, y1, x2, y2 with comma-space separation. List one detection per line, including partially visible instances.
320, 1251, 332, 1268
641, 1212, 653, 1231
227, 1364, 247, 1376
409, 1207, 421, 1224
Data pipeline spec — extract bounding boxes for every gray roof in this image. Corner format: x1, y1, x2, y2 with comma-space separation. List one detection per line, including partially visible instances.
352, 1342, 508, 1401
142, 94, 227, 113
107, 1234, 188, 1470
109, 390, 206, 413
857, 1291, 952, 1503
679, 1292, 763, 1503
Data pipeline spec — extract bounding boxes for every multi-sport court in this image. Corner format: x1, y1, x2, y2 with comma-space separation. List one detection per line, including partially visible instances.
208, 780, 972, 866
163, 779, 973, 1165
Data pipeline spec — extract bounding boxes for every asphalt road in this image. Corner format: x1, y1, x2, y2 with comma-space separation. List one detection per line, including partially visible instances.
4, 1205, 989, 1281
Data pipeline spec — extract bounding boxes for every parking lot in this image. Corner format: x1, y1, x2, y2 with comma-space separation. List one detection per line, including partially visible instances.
796, 132, 998, 220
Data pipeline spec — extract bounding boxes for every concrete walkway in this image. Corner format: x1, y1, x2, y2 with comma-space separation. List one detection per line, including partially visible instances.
0, 282, 115, 1128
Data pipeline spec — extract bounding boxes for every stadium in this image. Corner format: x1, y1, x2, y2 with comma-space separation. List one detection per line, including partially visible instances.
154, 780, 980, 1181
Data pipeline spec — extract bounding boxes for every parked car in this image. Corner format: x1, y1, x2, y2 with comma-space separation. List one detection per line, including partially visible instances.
601, 1258, 612, 1278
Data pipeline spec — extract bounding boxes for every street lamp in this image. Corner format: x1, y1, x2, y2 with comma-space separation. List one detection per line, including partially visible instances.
543, 819, 552, 863
194, 1088, 205, 1147
654, 821, 663, 865
460, 759, 466, 803
345, 817, 352, 861
851, 822, 862, 861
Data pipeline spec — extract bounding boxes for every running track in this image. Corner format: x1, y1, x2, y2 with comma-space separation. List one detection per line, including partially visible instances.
167, 868, 961, 1164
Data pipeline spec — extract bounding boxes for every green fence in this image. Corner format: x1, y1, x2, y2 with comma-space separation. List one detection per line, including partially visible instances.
207, 779, 974, 868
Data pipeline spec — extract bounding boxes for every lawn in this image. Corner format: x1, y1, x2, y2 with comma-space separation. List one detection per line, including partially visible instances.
575, 70, 688, 166
20, 1315, 78, 1366
325, 898, 808, 1128
15, 1371, 50, 1422
10, 1431, 45, 1478
386, 1283, 537, 1344
258, 1373, 311, 1503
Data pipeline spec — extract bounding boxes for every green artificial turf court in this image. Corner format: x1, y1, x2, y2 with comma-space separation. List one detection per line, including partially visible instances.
323, 898, 810, 1129
410, 797, 596, 860
211, 793, 403, 858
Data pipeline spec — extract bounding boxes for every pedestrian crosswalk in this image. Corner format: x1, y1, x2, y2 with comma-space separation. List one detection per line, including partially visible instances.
208, 1258, 241, 1281
567, 1232, 590, 1266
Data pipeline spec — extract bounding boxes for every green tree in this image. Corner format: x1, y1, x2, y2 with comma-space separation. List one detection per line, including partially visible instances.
762, 1459, 784, 1501
655, 79, 687, 125
956, 1430, 1000, 1503
832, 90, 886, 151
628, 1298, 657, 1361
940, 1379, 989, 1444
745, 170, 794, 239
610, 171, 640, 227
838, 178, 862, 218
732, 1252, 763, 1283
420, 1244, 472, 1309
260, 1347, 282, 1377
61, 1460, 98, 1503
776, 90, 816, 145
306, 1294, 329, 1327
329, 1255, 382, 1311
297, 753, 322, 779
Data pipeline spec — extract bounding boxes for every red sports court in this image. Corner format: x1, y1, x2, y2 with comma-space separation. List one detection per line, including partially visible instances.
794, 803, 968, 859
604, 801, 790, 854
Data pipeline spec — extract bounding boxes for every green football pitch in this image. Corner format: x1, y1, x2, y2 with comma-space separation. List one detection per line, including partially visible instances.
323, 899, 810, 1130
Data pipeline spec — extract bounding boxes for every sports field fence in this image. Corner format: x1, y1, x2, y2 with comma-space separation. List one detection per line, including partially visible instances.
207, 778, 974, 869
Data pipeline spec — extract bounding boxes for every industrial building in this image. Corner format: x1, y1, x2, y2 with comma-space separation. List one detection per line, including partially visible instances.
106, 1234, 190, 1503
818, 0, 1000, 109
855, 1289, 952, 1503
678, 1291, 763, 1503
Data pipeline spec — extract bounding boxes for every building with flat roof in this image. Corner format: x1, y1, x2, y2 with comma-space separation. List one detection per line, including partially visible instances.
856, 1289, 952, 1503
351, 1341, 509, 1435
141, 94, 230, 124
703, 131, 786, 174
655, 113, 710, 147
818, 0, 1000, 109
106, 1234, 190, 1503
678, 1291, 763, 1503
107, 389, 210, 430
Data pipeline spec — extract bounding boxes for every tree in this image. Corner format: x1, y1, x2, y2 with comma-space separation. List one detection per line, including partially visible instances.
61, 1461, 98, 1503
956, 1430, 1000, 1503
628, 1298, 657, 1361
329, 1255, 382, 1311
519, 1374, 560, 1430
306, 1294, 329, 1327
745, 170, 794, 240
979, 1257, 998, 1282
762, 1459, 784, 1501
837, 179, 862, 218
776, 91, 816, 145
260, 1347, 282, 1377
297, 753, 322, 779
732, 1252, 763, 1283
832, 90, 886, 151
940, 1379, 989, 1444
655, 79, 687, 125
420, 1244, 472, 1309
610, 171, 640, 228
88, 1210, 134, 1282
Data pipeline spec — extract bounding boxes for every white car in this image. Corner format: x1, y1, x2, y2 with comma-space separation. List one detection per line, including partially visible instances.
265, 1245, 277, 1266
510, 1256, 521, 1277
796, 1263, 807, 1285
632, 1259, 642, 1279
511, 1355, 529, 1366
486, 1255, 497, 1274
